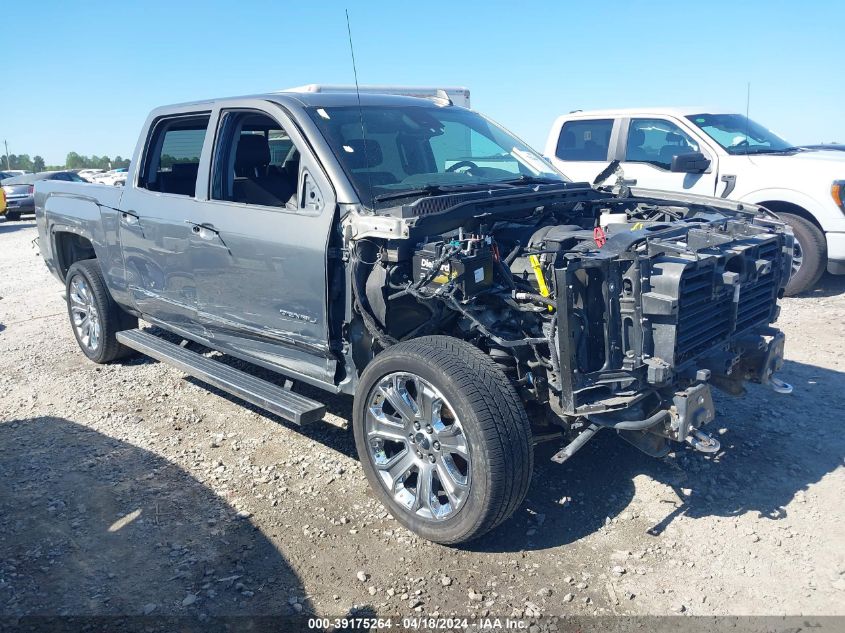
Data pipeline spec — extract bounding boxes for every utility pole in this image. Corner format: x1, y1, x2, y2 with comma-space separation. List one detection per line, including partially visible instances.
3, 140, 9, 170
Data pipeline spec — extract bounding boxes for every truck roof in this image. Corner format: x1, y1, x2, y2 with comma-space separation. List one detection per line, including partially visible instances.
151, 90, 461, 116
287, 84, 471, 107
561, 106, 734, 118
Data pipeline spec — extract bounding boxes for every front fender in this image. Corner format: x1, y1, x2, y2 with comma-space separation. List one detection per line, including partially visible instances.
740, 188, 844, 232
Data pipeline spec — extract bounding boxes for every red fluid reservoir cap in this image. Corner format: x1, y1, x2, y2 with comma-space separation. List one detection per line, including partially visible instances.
593, 226, 607, 248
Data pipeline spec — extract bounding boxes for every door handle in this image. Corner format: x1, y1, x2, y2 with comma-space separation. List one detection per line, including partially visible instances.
186, 220, 218, 234
121, 211, 140, 225
186, 221, 230, 253
119, 210, 145, 237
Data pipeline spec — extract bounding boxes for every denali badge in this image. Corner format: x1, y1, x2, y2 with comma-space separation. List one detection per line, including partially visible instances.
279, 309, 317, 324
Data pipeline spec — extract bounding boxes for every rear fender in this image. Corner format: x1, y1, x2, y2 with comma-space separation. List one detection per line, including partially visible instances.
37, 184, 131, 306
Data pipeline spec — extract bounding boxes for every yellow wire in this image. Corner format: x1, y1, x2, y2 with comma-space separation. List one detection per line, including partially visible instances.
528, 254, 554, 312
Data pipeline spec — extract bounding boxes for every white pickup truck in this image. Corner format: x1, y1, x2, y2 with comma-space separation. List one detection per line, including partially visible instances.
544, 108, 845, 294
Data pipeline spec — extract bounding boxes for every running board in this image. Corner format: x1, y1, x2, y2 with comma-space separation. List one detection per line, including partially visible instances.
116, 329, 326, 425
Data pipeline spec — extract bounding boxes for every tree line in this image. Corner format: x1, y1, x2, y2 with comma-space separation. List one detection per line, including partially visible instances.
3, 152, 130, 172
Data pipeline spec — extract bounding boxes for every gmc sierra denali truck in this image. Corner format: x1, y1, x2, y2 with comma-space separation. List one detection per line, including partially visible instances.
36, 91, 793, 544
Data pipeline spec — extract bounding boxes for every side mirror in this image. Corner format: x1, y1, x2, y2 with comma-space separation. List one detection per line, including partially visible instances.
670, 152, 711, 173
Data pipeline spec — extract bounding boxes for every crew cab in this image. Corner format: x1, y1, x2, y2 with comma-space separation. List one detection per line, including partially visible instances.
36, 92, 792, 544
544, 108, 845, 294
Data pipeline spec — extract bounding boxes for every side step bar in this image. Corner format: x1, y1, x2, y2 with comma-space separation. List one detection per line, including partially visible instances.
116, 329, 326, 425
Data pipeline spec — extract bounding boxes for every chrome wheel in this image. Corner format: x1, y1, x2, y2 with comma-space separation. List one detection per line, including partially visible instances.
69, 274, 101, 352
364, 372, 471, 521
791, 238, 804, 276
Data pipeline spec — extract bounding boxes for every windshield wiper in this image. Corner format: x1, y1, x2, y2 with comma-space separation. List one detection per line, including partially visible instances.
500, 174, 565, 185
373, 182, 515, 203
373, 185, 446, 203
731, 146, 804, 155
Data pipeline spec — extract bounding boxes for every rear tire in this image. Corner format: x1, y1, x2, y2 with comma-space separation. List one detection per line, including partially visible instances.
65, 260, 137, 363
779, 213, 826, 296
353, 336, 533, 544
5, 211, 21, 221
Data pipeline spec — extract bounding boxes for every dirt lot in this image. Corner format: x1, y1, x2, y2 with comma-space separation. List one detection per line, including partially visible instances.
1, 217, 844, 619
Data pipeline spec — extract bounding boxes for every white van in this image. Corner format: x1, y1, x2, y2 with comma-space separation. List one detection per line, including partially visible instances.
544, 108, 845, 294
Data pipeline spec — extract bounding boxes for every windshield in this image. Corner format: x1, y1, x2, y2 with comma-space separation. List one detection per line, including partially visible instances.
687, 113, 793, 155
307, 105, 567, 207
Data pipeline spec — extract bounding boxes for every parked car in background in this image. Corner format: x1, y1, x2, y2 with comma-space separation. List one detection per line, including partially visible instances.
0, 171, 19, 181
1, 171, 87, 221
78, 169, 106, 182
91, 167, 129, 186
111, 167, 129, 187
1, 170, 29, 177
545, 108, 845, 294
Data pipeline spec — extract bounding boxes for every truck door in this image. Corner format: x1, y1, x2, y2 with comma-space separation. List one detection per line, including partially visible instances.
118, 112, 212, 335
618, 117, 719, 195
188, 104, 338, 386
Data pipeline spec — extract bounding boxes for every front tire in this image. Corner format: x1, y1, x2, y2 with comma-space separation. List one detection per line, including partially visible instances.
65, 260, 137, 363
780, 213, 826, 296
353, 336, 533, 544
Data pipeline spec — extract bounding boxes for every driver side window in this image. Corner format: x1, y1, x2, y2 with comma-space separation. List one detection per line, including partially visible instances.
429, 122, 521, 175
211, 110, 300, 209
626, 118, 700, 170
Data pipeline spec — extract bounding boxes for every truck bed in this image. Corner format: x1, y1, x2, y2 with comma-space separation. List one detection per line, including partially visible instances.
36, 180, 123, 215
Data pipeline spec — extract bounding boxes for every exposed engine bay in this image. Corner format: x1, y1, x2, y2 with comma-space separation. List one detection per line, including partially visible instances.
345, 181, 793, 461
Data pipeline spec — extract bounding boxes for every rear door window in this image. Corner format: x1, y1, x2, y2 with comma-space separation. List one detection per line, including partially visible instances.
139, 115, 210, 196
555, 119, 613, 161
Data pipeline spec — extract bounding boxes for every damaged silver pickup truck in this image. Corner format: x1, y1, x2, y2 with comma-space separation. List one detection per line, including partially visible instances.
35, 91, 792, 543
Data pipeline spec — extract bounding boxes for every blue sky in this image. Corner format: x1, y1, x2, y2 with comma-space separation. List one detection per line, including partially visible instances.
1, 0, 842, 166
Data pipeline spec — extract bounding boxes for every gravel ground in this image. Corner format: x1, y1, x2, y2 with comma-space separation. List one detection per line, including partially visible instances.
1, 217, 843, 618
